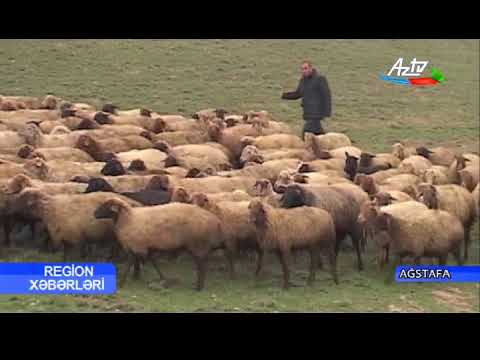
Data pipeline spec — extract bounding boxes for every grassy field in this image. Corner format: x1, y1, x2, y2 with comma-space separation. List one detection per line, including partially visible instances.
0, 39, 478, 313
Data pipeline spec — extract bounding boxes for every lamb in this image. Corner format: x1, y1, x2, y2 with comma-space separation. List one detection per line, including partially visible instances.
17, 145, 95, 163
154, 130, 210, 147
190, 194, 259, 279
9, 189, 142, 258
417, 183, 476, 261
94, 198, 224, 290
248, 198, 337, 289
391, 142, 417, 160
304, 132, 352, 152
75, 134, 153, 162
241, 134, 304, 150
420, 166, 450, 185
398, 155, 433, 176
370, 202, 464, 267
416, 146, 457, 167
281, 183, 364, 271
114, 149, 167, 171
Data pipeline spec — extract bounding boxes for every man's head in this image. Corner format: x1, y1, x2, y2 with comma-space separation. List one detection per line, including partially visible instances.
301, 61, 315, 78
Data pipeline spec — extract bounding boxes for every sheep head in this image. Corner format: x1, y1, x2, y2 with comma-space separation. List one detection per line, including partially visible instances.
77, 118, 100, 130
274, 170, 294, 193
215, 109, 228, 120
154, 140, 172, 153
359, 152, 376, 167
417, 184, 439, 209
71, 175, 91, 183
402, 185, 419, 200
281, 184, 307, 208
85, 178, 115, 193
40, 95, 58, 110
297, 162, 312, 173
455, 155, 469, 171
24, 157, 49, 180
146, 175, 170, 191
356, 175, 377, 196
253, 179, 274, 197
9, 188, 48, 220
101, 103, 118, 114
416, 146, 434, 159
304, 133, 321, 158
140, 108, 152, 117
190, 192, 210, 207
75, 135, 102, 160
5, 174, 34, 194
164, 155, 178, 167
373, 192, 397, 206
19, 123, 42, 147
392, 143, 405, 160
171, 187, 191, 203
152, 118, 166, 134
17, 145, 35, 159
459, 170, 476, 192
240, 145, 262, 166
94, 198, 129, 221
207, 123, 222, 142
293, 173, 309, 184
101, 159, 127, 177
344, 152, 359, 180
248, 199, 268, 227
129, 159, 147, 172
185, 168, 202, 178
93, 112, 113, 125
225, 117, 239, 128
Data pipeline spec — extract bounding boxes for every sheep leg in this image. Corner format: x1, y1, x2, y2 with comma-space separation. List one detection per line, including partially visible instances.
224, 247, 236, 280
255, 247, 264, 278
277, 250, 291, 290
63, 243, 72, 262
414, 257, 422, 265
384, 256, 402, 284
351, 231, 364, 271
438, 255, 447, 266
307, 247, 317, 286
193, 255, 208, 291
119, 252, 135, 287
133, 257, 142, 280
463, 225, 471, 262
385, 246, 390, 264
453, 248, 463, 266
3, 216, 13, 247
327, 248, 339, 285
149, 256, 166, 281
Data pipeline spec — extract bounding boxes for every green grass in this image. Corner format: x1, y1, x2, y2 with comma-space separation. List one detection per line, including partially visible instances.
0, 39, 479, 312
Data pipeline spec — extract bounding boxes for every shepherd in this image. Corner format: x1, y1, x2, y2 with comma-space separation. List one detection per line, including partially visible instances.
281, 60, 332, 140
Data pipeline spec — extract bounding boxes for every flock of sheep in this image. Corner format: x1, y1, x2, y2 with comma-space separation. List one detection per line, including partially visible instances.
0, 94, 479, 291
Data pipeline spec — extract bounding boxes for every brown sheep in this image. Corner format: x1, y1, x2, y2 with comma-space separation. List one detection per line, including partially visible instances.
162, 144, 232, 172
473, 184, 479, 217
207, 122, 263, 158
417, 183, 476, 261
391, 143, 417, 160
18, 146, 95, 163
177, 176, 258, 196
94, 198, 224, 290
371, 202, 464, 267
416, 146, 457, 167
191, 193, 259, 279
357, 152, 394, 175
398, 155, 433, 176
420, 166, 450, 185
304, 132, 352, 152
281, 184, 364, 271
459, 164, 479, 192
114, 149, 168, 171
297, 158, 346, 174
154, 130, 210, 147
248, 198, 337, 289
221, 159, 302, 184
241, 134, 304, 150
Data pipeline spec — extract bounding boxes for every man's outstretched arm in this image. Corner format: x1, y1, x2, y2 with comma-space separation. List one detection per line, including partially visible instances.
281, 78, 303, 100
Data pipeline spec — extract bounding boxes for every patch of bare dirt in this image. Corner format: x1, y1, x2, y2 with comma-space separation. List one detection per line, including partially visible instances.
388, 295, 425, 313
431, 287, 477, 313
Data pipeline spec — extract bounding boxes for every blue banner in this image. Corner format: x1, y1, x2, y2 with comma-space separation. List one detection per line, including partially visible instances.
0, 263, 117, 295
396, 265, 480, 283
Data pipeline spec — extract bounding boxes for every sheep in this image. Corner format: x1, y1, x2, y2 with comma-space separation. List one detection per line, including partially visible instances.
161, 144, 232, 172
221, 159, 302, 184
297, 158, 346, 174
447, 155, 472, 184
99, 124, 153, 138
357, 200, 429, 266
190, 194, 259, 279
42, 159, 107, 182
0, 109, 59, 122
417, 183, 476, 261
207, 123, 263, 158
420, 166, 450, 185
75, 134, 153, 162
0, 96, 43, 110
39, 120, 65, 134
251, 179, 283, 208
192, 190, 252, 203
398, 155, 433, 176
4, 174, 87, 196
354, 174, 415, 201
260, 148, 315, 162
94, 198, 224, 290
114, 149, 168, 171
177, 176, 258, 196
0, 131, 27, 149
304, 132, 352, 153
160, 118, 208, 132
193, 109, 226, 121
357, 152, 394, 175
368, 168, 403, 184
241, 134, 304, 150
154, 130, 210, 147
281, 183, 364, 271
325, 146, 362, 160
459, 164, 479, 192
84, 175, 164, 193
17, 146, 95, 163
391, 142, 417, 160
371, 202, 464, 267
344, 152, 359, 181
0, 158, 49, 180
274, 170, 350, 193
473, 184, 479, 217
416, 146, 457, 167
356, 173, 420, 195
9, 189, 142, 259
17, 123, 87, 148
248, 198, 337, 289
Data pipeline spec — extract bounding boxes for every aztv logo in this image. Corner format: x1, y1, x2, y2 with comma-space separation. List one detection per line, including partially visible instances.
387, 58, 429, 77
380, 57, 445, 87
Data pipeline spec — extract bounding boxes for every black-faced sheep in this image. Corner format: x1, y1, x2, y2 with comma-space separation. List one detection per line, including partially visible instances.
416, 146, 457, 167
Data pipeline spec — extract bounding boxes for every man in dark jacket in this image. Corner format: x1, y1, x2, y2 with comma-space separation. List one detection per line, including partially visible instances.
281, 61, 332, 139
